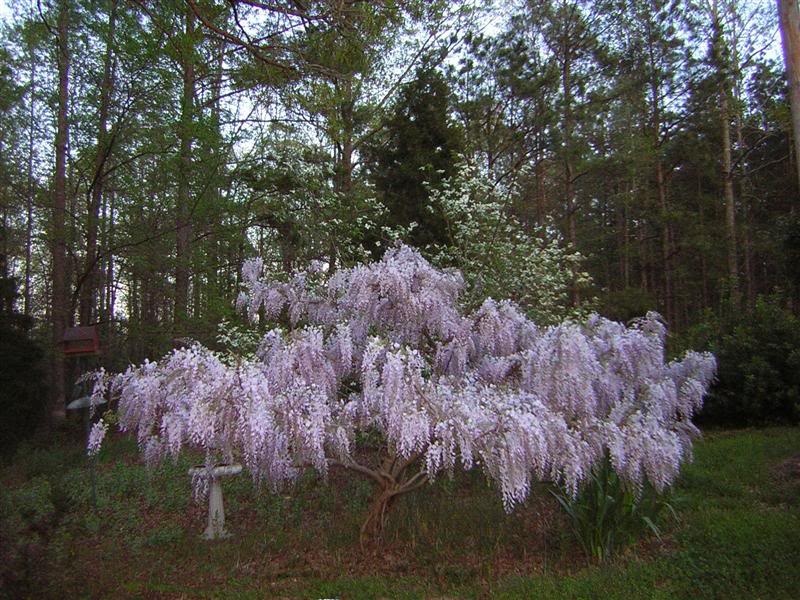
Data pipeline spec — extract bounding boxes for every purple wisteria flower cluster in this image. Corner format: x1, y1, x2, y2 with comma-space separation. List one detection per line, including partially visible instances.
89, 245, 716, 519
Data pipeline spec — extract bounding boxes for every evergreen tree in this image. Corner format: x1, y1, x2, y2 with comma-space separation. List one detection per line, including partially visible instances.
368, 66, 464, 249
0, 255, 47, 454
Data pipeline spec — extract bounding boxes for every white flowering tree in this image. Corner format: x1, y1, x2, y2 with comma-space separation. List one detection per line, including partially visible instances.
427, 162, 592, 323
89, 245, 715, 544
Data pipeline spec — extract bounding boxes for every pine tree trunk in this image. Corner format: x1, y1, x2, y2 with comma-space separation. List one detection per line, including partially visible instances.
562, 50, 580, 306
734, 93, 756, 309
51, 0, 70, 421
656, 160, 673, 324
709, 1, 739, 304
778, 0, 800, 193
175, 5, 195, 332
535, 156, 546, 227
80, 0, 117, 326
720, 88, 739, 302
24, 47, 36, 317
105, 187, 116, 347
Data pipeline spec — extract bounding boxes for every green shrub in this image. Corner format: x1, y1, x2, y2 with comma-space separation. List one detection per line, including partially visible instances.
693, 297, 800, 426
599, 287, 658, 324
0, 476, 56, 597
0, 276, 48, 456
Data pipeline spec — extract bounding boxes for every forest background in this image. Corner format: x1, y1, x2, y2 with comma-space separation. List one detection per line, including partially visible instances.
0, 0, 799, 437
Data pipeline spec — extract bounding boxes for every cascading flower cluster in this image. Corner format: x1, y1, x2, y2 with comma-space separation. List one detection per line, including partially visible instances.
91, 244, 716, 515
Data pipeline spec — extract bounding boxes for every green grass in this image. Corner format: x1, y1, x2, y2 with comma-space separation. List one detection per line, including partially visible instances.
2, 427, 799, 599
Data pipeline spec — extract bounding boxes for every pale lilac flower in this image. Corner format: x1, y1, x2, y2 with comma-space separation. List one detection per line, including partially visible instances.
87, 420, 108, 456
88, 245, 716, 509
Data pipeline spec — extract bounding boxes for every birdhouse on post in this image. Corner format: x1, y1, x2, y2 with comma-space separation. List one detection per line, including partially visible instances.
61, 326, 100, 356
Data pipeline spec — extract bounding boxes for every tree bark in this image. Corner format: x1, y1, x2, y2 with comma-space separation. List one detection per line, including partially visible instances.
80, 0, 117, 326
720, 83, 739, 302
561, 46, 580, 306
331, 453, 428, 548
710, 3, 739, 304
51, 0, 71, 420
535, 153, 546, 227
105, 187, 116, 346
734, 88, 756, 308
24, 38, 36, 317
655, 159, 673, 324
778, 0, 800, 193
175, 5, 195, 332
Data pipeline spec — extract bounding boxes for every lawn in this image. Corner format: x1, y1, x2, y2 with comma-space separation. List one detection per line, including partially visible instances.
2, 426, 799, 599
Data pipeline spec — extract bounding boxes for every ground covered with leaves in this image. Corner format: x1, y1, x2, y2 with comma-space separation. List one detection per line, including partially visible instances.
1, 426, 799, 599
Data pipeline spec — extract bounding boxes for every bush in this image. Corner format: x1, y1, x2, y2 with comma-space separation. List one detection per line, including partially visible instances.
599, 287, 658, 324
427, 162, 592, 324
693, 296, 800, 426
0, 476, 56, 597
0, 276, 48, 456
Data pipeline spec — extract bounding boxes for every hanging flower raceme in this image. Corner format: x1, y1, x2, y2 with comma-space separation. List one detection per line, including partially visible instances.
90, 245, 716, 512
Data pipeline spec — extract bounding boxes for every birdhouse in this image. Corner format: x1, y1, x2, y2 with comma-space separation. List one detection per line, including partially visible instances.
62, 326, 100, 356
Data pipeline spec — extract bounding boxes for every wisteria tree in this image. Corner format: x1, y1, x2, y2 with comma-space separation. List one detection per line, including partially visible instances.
89, 245, 715, 543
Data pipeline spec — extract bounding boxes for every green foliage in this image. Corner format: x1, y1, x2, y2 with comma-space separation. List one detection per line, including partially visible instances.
689, 297, 800, 426
551, 458, 672, 563
2, 427, 800, 597
0, 476, 56, 597
427, 162, 591, 323
241, 142, 387, 270
215, 319, 262, 361
599, 287, 658, 324
369, 65, 464, 250
0, 275, 47, 455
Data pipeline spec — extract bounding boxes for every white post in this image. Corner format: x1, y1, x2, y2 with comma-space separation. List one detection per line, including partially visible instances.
189, 464, 242, 540
204, 476, 228, 539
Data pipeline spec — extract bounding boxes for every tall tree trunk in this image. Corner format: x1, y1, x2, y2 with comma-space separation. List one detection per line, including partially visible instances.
638, 219, 649, 292
710, 3, 739, 304
720, 87, 739, 302
1, 195, 8, 282
105, 187, 116, 350
561, 49, 580, 305
331, 77, 355, 271
80, 0, 117, 326
621, 177, 632, 290
655, 160, 673, 324
648, 40, 673, 324
175, 5, 195, 332
51, 0, 70, 420
535, 154, 546, 227
697, 175, 710, 308
734, 94, 757, 308
778, 0, 800, 193
208, 30, 226, 309
24, 42, 36, 317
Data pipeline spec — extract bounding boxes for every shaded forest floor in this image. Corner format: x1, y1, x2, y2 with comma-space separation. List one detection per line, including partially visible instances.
2, 426, 800, 599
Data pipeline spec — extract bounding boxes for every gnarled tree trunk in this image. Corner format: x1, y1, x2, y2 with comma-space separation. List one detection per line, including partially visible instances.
333, 451, 428, 548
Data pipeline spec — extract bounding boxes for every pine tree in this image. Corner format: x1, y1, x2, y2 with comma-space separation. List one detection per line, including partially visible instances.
369, 67, 464, 249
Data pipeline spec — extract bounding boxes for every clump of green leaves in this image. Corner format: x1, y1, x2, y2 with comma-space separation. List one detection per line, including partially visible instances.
427, 162, 592, 324
682, 296, 800, 427
551, 458, 674, 563
0, 476, 56, 595
0, 275, 47, 455
216, 319, 263, 361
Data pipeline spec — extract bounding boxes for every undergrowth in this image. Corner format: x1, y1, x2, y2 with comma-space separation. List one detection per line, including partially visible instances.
1, 427, 798, 599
